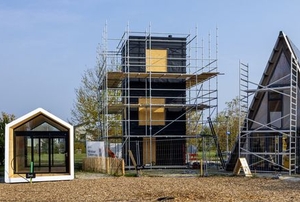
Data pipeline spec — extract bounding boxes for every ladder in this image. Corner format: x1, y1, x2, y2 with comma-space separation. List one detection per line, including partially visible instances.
239, 62, 250, 157
289, 57, 298, 175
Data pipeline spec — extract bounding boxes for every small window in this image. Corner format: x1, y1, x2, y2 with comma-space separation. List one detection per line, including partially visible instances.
146, 49, 167, 72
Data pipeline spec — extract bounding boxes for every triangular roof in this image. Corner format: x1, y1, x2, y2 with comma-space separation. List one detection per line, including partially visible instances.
247, 31, 300, 126
6, 107, 72, 131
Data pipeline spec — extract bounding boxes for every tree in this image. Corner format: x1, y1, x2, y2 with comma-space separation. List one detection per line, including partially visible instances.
213, 97, 244, 152
186, 111, 206, 151
71, 66, 101, 140
0, 112, 16, 165
71, 47, 122, 141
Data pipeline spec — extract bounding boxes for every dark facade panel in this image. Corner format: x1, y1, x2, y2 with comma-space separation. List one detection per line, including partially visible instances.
122, 36, 186, 73
121, 35, 187, 166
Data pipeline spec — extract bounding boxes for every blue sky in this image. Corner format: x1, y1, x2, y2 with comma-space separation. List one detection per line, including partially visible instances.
1, 0, 300, 122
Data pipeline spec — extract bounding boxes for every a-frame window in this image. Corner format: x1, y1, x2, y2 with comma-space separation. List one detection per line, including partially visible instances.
268, 91, 282, 129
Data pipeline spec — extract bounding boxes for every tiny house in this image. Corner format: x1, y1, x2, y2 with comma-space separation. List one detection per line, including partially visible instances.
5, 108, 74, 183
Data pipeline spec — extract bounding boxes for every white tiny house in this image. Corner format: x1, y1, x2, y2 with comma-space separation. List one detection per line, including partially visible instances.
5, 108, 74, 183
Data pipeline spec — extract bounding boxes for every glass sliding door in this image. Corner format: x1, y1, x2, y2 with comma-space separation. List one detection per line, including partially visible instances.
14, 132, 68, 174
32, 137, 50, 172
51, 137, 67, 172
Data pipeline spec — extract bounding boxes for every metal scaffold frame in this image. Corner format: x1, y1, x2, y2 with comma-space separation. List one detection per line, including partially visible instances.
238, 44, 299, 175
98, 24, 219, 168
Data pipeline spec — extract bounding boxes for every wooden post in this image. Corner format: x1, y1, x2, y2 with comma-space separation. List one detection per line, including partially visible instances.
106, 157, 110, 174
122, 159, 125, 176
128, 150, 141, 176
200, 159, 203, 177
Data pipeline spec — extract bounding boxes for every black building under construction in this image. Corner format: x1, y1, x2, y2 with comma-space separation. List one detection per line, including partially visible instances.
99, 28, 219, 168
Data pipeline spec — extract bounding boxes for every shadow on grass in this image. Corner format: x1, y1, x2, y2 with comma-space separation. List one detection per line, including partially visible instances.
74, 162, 83, 171
0, 165, 3, 177
0, 165, 4, 183
74, 153, 85, 172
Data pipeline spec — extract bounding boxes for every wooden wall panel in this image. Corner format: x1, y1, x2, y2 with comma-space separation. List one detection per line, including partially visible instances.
146, 49, 167, 72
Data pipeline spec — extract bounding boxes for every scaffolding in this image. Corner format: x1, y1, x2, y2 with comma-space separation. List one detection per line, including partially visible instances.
229, 32, 300, 175
98, 25, 219, 168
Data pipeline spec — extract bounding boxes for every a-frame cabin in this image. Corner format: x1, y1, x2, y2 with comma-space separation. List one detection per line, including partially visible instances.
226, 31, 300, 175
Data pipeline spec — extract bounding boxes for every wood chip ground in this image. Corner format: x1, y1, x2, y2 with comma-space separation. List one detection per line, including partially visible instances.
1, 173, 300, 201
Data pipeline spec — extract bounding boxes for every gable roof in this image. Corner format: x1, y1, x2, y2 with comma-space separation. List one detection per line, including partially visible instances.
247, 31, 300, 125
6, 107, 72, 131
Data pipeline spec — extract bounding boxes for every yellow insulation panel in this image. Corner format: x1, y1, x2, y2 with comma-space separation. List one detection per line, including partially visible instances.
139, 98, 165, 126
146, 49, 167, 72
